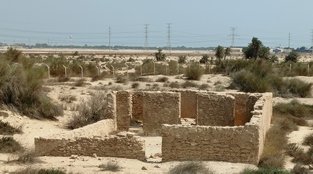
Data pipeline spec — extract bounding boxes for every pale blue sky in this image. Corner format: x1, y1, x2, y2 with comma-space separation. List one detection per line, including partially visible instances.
0, 0, 312, 48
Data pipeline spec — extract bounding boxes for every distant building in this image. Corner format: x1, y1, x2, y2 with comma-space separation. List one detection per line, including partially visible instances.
230, 47, 242, 53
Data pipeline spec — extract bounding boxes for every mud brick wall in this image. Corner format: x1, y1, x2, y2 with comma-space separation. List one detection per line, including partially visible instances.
228, 93, 261, 126
179, 90, 198, 118
197, 93, 235, 126
162, 124, 260, 164
116, 91, 132, 131
248, 93, 273, 158
35, 134, 145, 161
132, 92, 144, 121
142, 92, 181, 136
105, 92, 116, 120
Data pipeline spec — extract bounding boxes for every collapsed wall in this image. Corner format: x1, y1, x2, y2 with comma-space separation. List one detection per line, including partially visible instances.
34, 119, 146, 161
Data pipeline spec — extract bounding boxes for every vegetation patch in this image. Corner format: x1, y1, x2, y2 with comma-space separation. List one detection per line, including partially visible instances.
0, 137, 22, 153
67, 92, 111, 129
99, 161, 121, 172
0, 120, 21, 135
168, 162, 213, 174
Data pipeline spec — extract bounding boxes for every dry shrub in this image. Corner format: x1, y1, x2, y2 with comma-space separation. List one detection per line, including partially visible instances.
58, 95, 76, 103
169, 82, 180, 89
0, 137, 22, 153
185, 63, 204, 80
259, 123, 288, 168
0, 53, 63, 120
0, 120, 22, 135
131, 82, 140, 89
12, 167, 66, 174
67, 92, 110, 129
198, 84, 209, 90
240, 168, 290, 174
274, 100, 313, 118
168, 162, 213, 174
99, 161, 121, 172
291, 164, 310, 174
181, 81, 199, 89
74, 78, 86, 87
155, 76, 169, 82
303, 133, 313, 146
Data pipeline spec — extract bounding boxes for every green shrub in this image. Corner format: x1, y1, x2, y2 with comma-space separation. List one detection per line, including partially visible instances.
0, 53, 63, 120
185, 63, 203, 80
241, 168, 290, 174
67, 93, 111, 129
168, 162, 213, 174
284, 79, 312, 98
0, 121, 21, 135
0, 137, 22, 153
274, 100, 313, 118
259, 123, 288, 168
99, 161, 121, 172
155, 49, 166, 61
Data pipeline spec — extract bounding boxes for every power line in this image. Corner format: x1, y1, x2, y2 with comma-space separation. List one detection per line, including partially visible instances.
288, 32, 291, 48
229, 27, 239, 47
167, 23, 171, 52
144, 24, 149, 49
108, 26, 111, 50
311, 30, 313, 54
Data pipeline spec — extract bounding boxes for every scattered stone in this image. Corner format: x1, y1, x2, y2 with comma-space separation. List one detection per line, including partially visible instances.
154, 165, 160, 168
141, 166, 147, 170
93, 153, 98, 158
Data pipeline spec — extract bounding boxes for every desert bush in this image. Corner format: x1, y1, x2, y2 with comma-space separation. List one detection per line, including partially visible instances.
155, 49, 166, 61
199, 54, 209, 64
181, 81, 199, 88
12, 167, 66, 174
168, 60, 179, 75
115, 75, 128, 84
99, 161, 121, 172
169, 82, 180, 88
291, 164, 310, 174
131, 82, 140, 89
45, 56, 69, 77
185, 63, 203, 80
303, 133, 313, 146
285, 51, 299, 63
0, 53, 63, 120
198, 84, 209, 90
74, 78, 85, 87
58, 95, 76, 104
0, 137, 22, 153
230, 70, 269, 93
156, 76, 169, 82
57, 76, 70, 82
259, 122, 288, 168
0, 121, 21, 135
274, 100, 313, 119
67, 93, 110, 129
178, 56, 187, 64
168, 162, 213, 174
241, 168, 290, 174
284, 79, 312, 98
286, 143, 304, 158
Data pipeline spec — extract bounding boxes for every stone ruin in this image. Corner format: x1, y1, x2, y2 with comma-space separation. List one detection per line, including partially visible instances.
35, 90, 272, 164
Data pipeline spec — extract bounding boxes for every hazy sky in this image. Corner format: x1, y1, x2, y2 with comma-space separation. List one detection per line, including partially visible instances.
0, 0, 312, 48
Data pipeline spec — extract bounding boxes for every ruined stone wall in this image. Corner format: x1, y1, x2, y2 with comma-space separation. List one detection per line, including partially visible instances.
35, 134, 145, 161
174, 90, 198, 118
162, 124, 259, 164
228, 93, 261, 126
142, 92, 181, 136
197, 93, 235, 126
132, 92, 144, 121
116, 91, 132, 131
162, 92, 272, 164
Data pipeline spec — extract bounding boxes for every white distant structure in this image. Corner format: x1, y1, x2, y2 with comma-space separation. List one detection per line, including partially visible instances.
272, 47, 292, 54
230, 47, 242, 53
